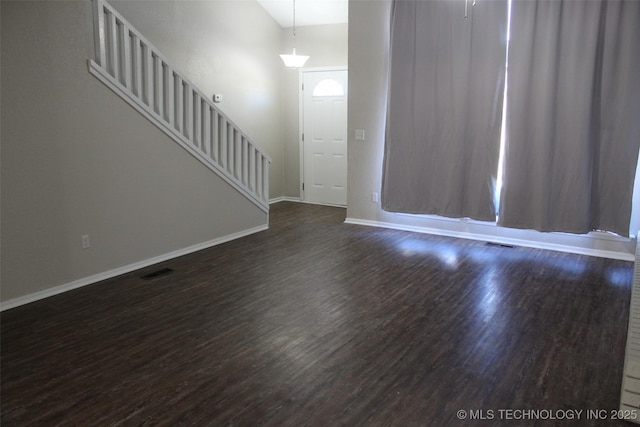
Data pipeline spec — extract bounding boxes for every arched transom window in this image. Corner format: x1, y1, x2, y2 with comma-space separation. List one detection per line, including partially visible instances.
312, 79, 345, 97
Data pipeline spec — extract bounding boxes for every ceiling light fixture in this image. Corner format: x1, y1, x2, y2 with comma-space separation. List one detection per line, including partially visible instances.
280, 0, 309, 68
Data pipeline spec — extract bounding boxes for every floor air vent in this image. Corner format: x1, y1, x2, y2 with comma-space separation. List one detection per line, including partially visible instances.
140, 267, 174, 280
620, 232, 640, 421
485, 241, 515, 249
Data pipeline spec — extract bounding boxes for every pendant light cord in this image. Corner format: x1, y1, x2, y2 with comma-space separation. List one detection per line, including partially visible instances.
280, 0, 309, 67
292, 0, 297, 50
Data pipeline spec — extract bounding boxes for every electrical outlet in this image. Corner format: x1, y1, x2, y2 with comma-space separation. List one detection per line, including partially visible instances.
371, 192, 379, 203
355, 129, 365, 141
82, 234, 90, 249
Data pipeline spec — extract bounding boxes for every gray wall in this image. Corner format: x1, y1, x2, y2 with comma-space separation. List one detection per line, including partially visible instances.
281, 24, 349, 198
347, 1, 391, 218
0, 0, 281, 303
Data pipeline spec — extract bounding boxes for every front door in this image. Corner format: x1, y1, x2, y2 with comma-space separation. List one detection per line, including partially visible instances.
302, 69, 348, 206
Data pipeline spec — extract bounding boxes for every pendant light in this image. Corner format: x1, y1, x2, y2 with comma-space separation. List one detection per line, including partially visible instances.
280, 0, 309, 68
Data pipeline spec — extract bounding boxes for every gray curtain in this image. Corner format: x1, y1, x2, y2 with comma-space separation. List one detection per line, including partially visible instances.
382, 0, 508, 221
499, 0, 640, 235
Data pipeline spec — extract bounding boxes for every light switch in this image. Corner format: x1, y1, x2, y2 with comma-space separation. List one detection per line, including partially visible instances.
355, 129, 365, 141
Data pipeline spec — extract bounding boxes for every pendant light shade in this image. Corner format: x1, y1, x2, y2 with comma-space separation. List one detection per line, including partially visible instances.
280, 49, 309, 68
280, 0, 309, 68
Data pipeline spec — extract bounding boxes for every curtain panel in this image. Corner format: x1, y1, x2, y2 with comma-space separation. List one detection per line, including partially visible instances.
382, 0, 508, 221
499, 0, 640, 235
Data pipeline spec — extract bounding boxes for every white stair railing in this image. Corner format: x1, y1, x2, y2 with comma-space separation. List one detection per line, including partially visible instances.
88, 0, 270, 211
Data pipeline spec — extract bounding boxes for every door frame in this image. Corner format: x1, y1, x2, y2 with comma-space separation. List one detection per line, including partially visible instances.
298, 66, 348, 204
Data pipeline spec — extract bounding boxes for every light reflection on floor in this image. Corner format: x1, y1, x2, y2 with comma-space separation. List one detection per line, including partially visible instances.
395, 237, 591, 276
606, 266, 633, 287
475, 264, 501, 323
396, 239, 460, 268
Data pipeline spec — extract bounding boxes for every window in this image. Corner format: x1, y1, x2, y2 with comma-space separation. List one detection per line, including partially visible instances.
312, 79, 344, 97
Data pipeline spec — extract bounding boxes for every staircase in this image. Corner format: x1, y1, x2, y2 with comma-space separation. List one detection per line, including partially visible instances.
88, 0, 271, 212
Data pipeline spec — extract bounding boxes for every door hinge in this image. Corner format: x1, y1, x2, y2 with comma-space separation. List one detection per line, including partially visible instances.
302, 183, 305, 191
302, 133, 305, 142
302, 83, 304, 91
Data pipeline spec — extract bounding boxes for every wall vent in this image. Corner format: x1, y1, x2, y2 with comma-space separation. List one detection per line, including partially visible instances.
485, 241, 515, 249
140, 267, 174, 280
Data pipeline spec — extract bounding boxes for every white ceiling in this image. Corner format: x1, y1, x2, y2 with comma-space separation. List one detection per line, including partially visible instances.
256, 0, 348, 28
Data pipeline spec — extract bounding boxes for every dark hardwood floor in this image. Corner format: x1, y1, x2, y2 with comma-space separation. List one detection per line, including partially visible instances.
1, 202, 635, 426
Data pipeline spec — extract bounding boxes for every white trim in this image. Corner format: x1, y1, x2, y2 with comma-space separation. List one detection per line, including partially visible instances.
93, 0, 106, 67
0, 224, 268, 312
300, 66, 349, 73
299, 66, 348, 204
301, 200, 346, 208
299, 68, 305, 200
269, 197, 346, 208
344, 217, 634, 261
269, 196, 302, 204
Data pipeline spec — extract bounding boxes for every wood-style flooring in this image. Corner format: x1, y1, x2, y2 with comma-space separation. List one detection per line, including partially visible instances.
1, 202, 634, 426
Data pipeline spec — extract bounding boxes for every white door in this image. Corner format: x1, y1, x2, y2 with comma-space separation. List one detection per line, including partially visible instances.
302, 70, 348, 206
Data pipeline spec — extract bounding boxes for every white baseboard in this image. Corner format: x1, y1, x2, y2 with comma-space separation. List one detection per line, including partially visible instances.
269, 197, 346, 209
344, 217, 634, 261
298, 200, 347, 208
269, 196, 301, 204
0, 224, 268, 312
